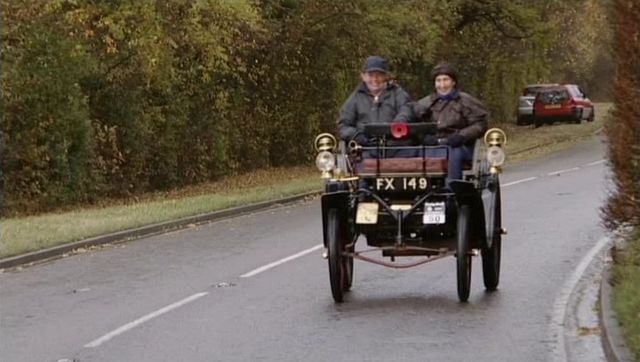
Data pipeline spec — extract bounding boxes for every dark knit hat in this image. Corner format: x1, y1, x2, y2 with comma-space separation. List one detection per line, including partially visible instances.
363, 55, 389, 74
431, 62, 458, 83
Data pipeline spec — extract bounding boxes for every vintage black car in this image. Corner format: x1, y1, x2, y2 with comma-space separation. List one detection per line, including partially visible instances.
314, 122, 507, 302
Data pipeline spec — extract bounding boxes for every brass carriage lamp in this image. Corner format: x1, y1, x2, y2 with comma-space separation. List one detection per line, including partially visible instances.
483, 128, 507, 174
314, 133, 337, 179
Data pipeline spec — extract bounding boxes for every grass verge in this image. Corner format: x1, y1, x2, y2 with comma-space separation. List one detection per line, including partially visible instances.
611, 229, 640, 361
0, 167, 321, 258
0, 103, 611, 259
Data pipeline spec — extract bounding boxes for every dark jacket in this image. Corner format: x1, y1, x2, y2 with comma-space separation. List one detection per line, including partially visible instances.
413, 91, 488, 143
338, 82, 412, 141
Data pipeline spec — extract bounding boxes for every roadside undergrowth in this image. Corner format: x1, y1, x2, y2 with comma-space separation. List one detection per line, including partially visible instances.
611, 229, 640, 361
0, 103, 611, 259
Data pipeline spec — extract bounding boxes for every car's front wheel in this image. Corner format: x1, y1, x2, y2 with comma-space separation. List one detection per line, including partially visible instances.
327, 209, 346, 303
482, 183, 501, 291
573, 107, 583, 124
456, 205, 472, 302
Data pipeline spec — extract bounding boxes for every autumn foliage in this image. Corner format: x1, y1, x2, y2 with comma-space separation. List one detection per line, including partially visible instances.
0, 0, 612, 215
603, 0, 640, 230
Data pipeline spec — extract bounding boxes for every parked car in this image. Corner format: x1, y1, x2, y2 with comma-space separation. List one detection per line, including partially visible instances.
533, 84, 595, 127
517, 84, 558, 125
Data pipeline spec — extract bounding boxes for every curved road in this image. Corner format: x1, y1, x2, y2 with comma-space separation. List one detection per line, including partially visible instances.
1, 137, 609, 362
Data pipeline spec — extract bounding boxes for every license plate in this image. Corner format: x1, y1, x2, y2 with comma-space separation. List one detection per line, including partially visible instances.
374, 177, 429, 191
423, 202, 445, 224
545, 104, 561, 109
356, 202, 379, 224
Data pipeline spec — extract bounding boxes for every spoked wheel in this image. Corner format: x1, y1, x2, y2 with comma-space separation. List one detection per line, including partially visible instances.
327, 209, 347, 302
343, 243, 354, 292
456, 205, 472, 302
482, 182, 502, 291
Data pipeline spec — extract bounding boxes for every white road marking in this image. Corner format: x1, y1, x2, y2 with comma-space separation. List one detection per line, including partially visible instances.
502, 176, 537, 187
585, 159, 606, 167
548, 235, 611, 362
240, 244, 323, 278
240, 173, 571, 280
547, 167, 580, 176
80, 157, 608, 352
84, 292, 208, 348
241, 163, 598, 280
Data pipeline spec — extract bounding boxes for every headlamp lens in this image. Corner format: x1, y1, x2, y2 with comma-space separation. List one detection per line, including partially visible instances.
487, 146, 505, 167
315, 151, 336, 172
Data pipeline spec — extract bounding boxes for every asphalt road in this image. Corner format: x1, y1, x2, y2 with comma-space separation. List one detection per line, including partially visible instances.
0, 137, 610, 362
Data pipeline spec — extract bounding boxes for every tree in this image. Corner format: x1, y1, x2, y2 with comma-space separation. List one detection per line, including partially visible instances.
0, 0, 617, 214
603, 0, 640, 229
1, 0, 95, 213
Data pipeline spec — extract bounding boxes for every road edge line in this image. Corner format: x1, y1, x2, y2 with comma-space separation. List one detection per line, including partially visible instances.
548, 235, 611, 362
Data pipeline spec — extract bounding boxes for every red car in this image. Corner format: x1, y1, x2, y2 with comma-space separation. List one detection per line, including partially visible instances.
533, 84, 595, 127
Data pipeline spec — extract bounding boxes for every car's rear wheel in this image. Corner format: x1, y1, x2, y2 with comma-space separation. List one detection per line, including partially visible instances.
456, 205, 472, 302
587, 108, 595, 122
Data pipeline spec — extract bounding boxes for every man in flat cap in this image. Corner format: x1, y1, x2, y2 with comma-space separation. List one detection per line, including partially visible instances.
338, 55, 413, 152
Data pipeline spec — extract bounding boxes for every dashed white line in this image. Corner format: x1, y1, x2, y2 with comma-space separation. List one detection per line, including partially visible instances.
240, 244, 323, 278
241, 170, 582, 281
585, 159, 606, 167
84, 292, 208, 348
242, 162, 600, 280
547, 167, 580, 176
502, 176, 537, 187
82, 158, 609, 351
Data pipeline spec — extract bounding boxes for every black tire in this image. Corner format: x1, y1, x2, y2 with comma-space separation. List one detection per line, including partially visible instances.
482, 184, 502, 291
456, 205, 472, 302
533, 118, 543, 128
587, 108, 595, 122
327, 209, 345, 303
343, 243, 354, 292
573, 108, 583, 124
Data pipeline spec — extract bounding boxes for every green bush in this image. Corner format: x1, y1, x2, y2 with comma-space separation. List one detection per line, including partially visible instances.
2, 4, 95, 213
1, 0, 613, 214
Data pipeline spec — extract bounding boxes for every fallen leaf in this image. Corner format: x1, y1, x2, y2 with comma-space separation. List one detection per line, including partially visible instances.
577, 326, 601, 336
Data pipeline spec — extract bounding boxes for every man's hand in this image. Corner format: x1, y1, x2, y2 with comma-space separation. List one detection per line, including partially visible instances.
446, 133, 465, 147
